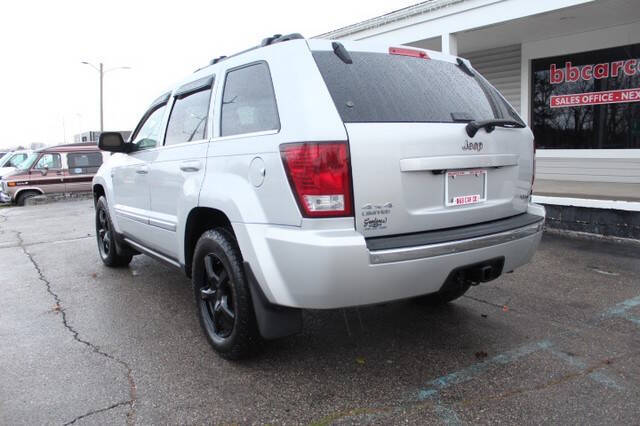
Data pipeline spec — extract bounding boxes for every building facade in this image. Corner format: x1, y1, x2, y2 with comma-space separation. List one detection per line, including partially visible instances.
319, 0, 640, 238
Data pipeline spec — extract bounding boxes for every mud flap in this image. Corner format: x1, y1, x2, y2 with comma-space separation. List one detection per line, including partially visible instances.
243, 261, 303, 339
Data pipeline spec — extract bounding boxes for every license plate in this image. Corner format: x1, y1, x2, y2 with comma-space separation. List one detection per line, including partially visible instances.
445, 169, 487, 207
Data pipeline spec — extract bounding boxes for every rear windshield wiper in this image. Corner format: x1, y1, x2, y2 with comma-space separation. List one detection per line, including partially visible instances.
465, 119, 525, 137
332, 42, 352, 64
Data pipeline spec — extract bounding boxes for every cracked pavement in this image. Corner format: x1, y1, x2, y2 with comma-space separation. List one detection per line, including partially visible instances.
1, 200, 639, 424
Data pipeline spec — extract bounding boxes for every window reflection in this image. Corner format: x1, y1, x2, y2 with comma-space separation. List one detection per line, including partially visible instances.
532, 43, 640, 149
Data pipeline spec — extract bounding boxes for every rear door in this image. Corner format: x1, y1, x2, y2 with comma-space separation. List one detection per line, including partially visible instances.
146, 75, 213, 258
311, 46, 534, 238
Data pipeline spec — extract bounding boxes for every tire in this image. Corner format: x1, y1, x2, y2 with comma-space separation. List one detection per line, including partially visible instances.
414, 273, 471, 306
192, 228, 260, 359
95, 196, 133, 267
16, 190, 39, 206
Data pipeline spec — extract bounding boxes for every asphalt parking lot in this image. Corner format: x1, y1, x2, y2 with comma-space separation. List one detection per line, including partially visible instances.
1, 200, 639, 425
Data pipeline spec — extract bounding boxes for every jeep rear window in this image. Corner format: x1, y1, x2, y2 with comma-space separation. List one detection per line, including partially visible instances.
312, 51, 515, 123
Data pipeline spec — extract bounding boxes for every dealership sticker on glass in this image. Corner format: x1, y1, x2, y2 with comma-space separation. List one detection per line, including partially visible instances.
550, 87, 640, 108
445, 169, 487, 207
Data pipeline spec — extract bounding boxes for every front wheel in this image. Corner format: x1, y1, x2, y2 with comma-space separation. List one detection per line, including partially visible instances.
192, 228, 260, 359
95, 196, 132, 267
16, 190, 39, 206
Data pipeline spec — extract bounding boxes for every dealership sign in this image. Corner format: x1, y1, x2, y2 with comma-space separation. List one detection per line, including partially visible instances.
549, 59, 639, 107
550, 88, 640, 108
550, 59, 637, 84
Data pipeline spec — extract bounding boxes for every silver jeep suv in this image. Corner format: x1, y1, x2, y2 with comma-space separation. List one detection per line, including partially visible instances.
93, 34, 544, 359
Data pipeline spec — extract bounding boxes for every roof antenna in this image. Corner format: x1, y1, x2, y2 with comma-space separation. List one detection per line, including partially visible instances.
332, 42, 352, 64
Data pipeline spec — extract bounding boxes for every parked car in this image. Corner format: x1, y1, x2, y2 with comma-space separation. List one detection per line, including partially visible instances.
1, 143, 107, 205
0, 149, 32, 179
93, 35, 545, 359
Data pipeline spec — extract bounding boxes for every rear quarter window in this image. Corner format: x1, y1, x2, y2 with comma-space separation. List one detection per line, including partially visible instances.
220, 62, 279, 137
312, 51, 514, 123
67, 152, 103, 175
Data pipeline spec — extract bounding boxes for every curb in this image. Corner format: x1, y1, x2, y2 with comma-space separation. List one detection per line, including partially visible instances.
543, 226, 640, 246
24, 192, 94, 206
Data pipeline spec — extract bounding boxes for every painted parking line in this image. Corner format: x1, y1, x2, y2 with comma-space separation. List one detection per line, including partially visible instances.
416, 340, 553, 425
603, 295, 640, 325
417, 340, 553, 400
414, 294, 639, 421
546, 347, 623, 390
320, 295, 638, 424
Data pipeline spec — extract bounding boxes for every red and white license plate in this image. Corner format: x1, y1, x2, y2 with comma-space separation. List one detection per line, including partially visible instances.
445, 169, 487, 207
452, 194, 481, 205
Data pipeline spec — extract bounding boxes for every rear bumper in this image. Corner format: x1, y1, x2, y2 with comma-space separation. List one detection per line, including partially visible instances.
368, 213, 542, 264
234, 203, 545, 309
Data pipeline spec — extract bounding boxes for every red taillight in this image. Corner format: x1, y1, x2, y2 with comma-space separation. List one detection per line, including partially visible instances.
389, 47, 429, 59
280, 142, 353, 218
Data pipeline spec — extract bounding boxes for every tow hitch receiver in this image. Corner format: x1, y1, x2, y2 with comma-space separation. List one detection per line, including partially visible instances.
453, 257, 505, 286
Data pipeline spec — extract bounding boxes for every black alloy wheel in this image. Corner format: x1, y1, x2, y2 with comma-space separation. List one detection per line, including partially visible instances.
95, 196, 133, 267
192, 228, 260, 359
97, 207, 112, 259
198, 253, 236, 339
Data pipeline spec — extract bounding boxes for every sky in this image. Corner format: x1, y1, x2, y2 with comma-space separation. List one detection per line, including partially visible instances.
0, 0, 417, 149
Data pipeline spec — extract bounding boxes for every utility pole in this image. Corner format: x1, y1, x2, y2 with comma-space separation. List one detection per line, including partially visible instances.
99, 62, 104, 132
81, 61, 131, 133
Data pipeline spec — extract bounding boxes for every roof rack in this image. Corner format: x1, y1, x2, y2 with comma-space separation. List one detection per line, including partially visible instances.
202, 33, 304, 70
262, 33, 304, 46
209, 55, 227, 65
52, 142, 98, 147
37, 142, 100, 152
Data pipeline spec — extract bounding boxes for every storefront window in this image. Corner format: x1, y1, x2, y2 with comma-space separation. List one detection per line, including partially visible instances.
531, 43, 640, 149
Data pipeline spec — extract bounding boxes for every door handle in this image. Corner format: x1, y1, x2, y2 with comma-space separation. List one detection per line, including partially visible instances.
180, 161, 201, 173
136, 166, 149, 175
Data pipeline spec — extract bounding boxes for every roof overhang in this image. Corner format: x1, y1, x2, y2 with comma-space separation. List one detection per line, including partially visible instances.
315, 0, 466, 39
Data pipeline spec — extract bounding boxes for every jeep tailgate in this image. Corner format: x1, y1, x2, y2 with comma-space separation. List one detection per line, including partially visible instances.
311, 45, 534, 237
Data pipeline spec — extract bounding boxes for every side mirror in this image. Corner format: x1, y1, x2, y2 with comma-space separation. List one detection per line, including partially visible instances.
40, 166, 48, 176
99, 132, 128, 153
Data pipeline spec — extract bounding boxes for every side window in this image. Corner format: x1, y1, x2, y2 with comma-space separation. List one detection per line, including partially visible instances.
33, 153, 62, 170
220, 62, 279, 137
131, 105, 167, 151
165, 88, 212, 146
68, 152, 103, 175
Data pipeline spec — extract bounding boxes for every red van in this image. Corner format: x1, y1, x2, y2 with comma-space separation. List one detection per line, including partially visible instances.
0, 143, 109, 205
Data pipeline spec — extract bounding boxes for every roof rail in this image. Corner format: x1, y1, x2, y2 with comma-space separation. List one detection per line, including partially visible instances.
261, 33, 304, 46
202, 33, 304, 70
261, 34, 282, 46
54, 142, 98, 147
209, 55, 227, 65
